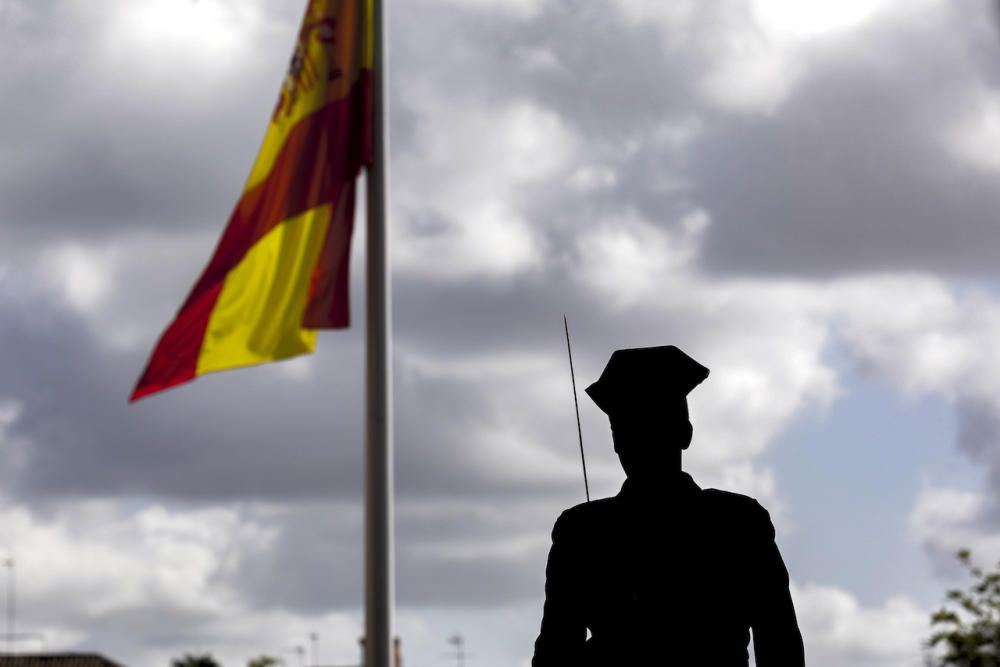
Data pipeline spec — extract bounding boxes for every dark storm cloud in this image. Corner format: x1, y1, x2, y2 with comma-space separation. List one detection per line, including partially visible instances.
40, 597, 221, 652
0, 0, 590, 503
0, 261, 598, 612
394, 0, 1000, 279
0, 0, 865, 564
398, 546, 543, 606
388, 0, 712, 238
391, 0, 709, 137
879, 364, 1000, 576
958, 399, 999, 469
957, 399, 1000, 519
0, 1, 294, 245
396, 502, 552, 606
9, 0, 1000, 293
221, 503, 365, 612
692, 1, 1000, 277
0, 277, 366, 501
0, 275, 592, 504
0, 284, 570, 609
221, 500, 554, 610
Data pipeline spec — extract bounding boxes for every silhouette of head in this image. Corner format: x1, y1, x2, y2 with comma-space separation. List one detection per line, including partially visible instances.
586, 346, 709, 480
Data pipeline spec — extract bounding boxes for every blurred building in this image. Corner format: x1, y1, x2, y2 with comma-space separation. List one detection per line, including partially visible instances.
0, 655, 126, 667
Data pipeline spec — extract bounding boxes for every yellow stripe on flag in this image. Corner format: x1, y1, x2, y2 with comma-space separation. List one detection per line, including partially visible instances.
196, 204, 332, 375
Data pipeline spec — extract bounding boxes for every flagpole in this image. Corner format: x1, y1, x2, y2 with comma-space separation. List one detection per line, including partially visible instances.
365, 0, 394, 664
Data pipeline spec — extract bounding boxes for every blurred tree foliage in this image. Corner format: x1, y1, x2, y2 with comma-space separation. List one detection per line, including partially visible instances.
927, 549, 1000, 666
247, 657, 281, 667
171, 655, 223, 667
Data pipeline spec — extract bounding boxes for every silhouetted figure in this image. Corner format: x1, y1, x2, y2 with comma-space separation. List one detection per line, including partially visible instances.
532, 346, 805, 666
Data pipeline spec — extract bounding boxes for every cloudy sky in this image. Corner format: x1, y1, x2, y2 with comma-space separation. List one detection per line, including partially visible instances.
3, 0, 1000, 665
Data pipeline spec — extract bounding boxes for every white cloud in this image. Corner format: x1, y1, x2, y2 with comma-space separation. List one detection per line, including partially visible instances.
395, 202, 544, 281
23, 231, 214, 351
102, 0, 266, 78
572, 209, 708, 307
835, 276, 1000, 399
701, 34, 805, 115
615, 0, 806, 114
397, 349, 595, 489
470, 422, 583, 487
569, 165, 618, 192
570, 211, 839, 506
612, 0, 700, 48
0, 498, 371, 665
41, 245, 115, 315
751, 0, 894, 39
909, 485, 1000, 569
0, 401, 27, 480
945, 89, 1000, 172
568, 229, 1000, 533
513, 46, 563, 74
0, 400, 21, 432
793, 582, 927, 667
276, 356, 316, 382
425, 0, 544, 19
689, 282, 837, 468
407, 98, 575, 201
395, 98, 576, 281
3, 502, 246, 618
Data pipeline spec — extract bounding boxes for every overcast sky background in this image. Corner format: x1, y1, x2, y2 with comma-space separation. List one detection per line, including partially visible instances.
3, 0, 1000, 665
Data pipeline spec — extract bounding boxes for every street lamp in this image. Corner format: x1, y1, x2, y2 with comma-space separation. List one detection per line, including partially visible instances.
2, 558, 13, 655
448, 635, 465, 667
284, 645, 305, 667
308, 632, 318, 666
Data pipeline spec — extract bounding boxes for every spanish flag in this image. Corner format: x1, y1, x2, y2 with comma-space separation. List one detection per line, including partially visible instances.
131, 0, 373, 402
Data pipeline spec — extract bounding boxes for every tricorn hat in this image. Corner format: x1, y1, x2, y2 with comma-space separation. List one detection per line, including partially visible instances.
585, 345, 709, 416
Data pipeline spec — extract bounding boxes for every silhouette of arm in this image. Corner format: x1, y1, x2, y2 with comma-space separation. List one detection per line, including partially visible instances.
532, 511, 587, 666
750, 503, 806, 666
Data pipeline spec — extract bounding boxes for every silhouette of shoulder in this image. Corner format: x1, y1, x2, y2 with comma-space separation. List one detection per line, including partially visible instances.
551, 489, 774, 539
702, 488, 775, 536
563, 496, 618, 519
549, 497, 653, 555
702, 488, 770, 515
558, 489, 770, 516
550, 497, 617, 537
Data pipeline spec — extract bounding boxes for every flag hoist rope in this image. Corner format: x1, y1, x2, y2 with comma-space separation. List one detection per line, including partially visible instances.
365, 0, 394, 665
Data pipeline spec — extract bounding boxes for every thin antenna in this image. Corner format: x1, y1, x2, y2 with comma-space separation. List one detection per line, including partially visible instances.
563, 315, 590, 502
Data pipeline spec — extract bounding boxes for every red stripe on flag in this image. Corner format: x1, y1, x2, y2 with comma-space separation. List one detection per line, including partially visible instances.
302, 177, 357, 328
129, 281, 224, 402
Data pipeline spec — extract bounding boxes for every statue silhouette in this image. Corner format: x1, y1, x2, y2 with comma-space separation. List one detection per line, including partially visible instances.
532, 346, 805, 666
